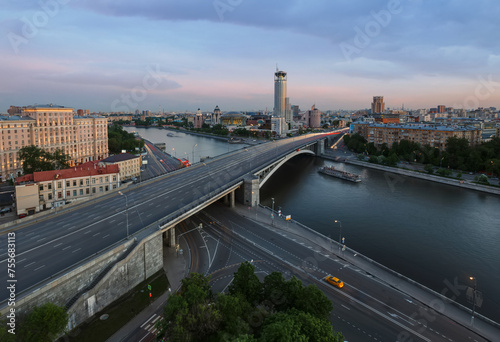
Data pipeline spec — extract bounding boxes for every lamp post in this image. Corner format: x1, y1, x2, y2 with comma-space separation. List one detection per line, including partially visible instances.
192, 144, 198, 163
335, 220, 342, 253
469, 276, 477, 325
118, 191, 129, 239
440, 156, 444, 168
271, 197, 275, 226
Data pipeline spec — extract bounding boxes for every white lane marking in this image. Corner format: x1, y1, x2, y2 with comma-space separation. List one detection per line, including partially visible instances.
37, 237, 46, 242
34, 265, 45, 271
140, 314, 157, 328
62, 246, 71, 251
103, 234, 110, 238
72, 248, 81, 253
93, 232, 101, 237
24, 262, 35, 268
53, 243, 63, 248
341, 304, 351, 311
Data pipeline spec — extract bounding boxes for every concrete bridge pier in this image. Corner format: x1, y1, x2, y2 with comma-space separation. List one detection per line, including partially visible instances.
241, 175, 260, 207
223, 191, 236, 208
163, 226, 176, 247
314, 140, 325, 155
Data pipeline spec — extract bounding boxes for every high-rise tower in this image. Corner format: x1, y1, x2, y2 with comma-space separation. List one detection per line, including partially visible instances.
274, 68, 287, 118
371, 96, 385, 114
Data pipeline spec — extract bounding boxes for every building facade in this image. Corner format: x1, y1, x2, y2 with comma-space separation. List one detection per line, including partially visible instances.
371, 96, 385, 114
100, 153, 141, 181
0, 105, 109, 181
15, 164, 120, 215
352, 123, 482, 150
307, 105, 322, 128
274, 69, 287, 118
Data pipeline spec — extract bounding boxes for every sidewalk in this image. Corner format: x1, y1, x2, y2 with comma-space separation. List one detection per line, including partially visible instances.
232, 204, 500, 342
106, 244, 188, 342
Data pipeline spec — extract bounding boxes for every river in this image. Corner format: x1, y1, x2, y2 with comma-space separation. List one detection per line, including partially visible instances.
126, 127, 500, 323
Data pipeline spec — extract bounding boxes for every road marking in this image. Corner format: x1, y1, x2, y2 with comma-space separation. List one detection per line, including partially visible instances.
67, 226, 75, 230
37, 237, 46, 242
24, 262, 35, 268
18, 258, 26, 263
62, 246, 71, 251
72, 248, 81, 253
34, 265, 45, 271
93, 232, 101, 237
109, 220, 116, 223
84, 230, 91, 234
30, 235, 40, 240
341, 304, 351, 311
53, 243, 62, 248
140, 314, 157, 328
103, 234, 110, 238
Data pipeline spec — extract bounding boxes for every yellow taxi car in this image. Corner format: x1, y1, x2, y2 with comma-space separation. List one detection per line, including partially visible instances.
325, 276, 344, 288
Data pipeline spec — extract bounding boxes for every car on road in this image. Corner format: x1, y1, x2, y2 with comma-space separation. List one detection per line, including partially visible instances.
325, 276, 344, 288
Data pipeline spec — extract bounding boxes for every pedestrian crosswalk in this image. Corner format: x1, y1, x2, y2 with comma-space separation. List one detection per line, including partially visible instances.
140, 313, 162, 336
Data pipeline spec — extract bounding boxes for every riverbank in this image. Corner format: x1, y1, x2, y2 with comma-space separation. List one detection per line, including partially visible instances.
322, 154, 500, 196
163, 127, 230, 141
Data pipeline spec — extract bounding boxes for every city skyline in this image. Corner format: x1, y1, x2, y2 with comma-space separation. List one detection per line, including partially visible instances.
2, 1, 500, 112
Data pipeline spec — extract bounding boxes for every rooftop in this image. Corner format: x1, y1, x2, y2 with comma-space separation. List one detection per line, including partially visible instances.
101, 153, 140, 163
16, 164, 119, 183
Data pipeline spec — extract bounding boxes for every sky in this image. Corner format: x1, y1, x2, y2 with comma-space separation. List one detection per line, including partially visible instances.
1, 0, 500, 113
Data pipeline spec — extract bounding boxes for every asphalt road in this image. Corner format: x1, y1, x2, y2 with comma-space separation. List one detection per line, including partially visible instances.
119, 205, 495, 342
0, 132, 338, 304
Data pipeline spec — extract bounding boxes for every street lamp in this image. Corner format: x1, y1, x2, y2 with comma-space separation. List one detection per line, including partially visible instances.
469, 276, 477, 325
271, 197, 275, 226
440, 156, 444, 168
335, 220, 342, 253
192, 144, 198, 163
118, 191, 129, 239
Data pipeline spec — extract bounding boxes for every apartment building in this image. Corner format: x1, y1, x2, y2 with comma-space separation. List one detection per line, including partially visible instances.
15, 164, 120, 215
352, 123, 482, 150
100, 153, 142, 181
1, 105, 108, 181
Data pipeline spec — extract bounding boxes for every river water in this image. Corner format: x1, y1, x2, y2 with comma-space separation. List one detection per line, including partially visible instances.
126, 127, 500, 322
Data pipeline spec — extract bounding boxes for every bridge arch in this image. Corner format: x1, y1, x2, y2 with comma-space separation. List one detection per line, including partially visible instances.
258, 148, 316, 188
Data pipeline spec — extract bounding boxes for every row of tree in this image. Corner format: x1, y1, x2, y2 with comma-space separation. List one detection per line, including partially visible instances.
344, 133, 500, 175
108, 124, 144, 154
19, 146, 70, 175
156, 262, 343, 341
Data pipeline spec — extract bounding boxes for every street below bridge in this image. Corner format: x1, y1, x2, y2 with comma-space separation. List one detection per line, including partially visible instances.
113, 202, 499, 342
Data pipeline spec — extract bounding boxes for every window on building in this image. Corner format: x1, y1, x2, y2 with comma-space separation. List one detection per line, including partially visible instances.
73, 180, 77, 186
58, 192, 62, 198
73, 190, 77, 196
99, 186, 103, 193
113, 176, 117, 181
92, 178, 95, 184
86, 188, 90, 195
58, 182, 62, 189
66, 191, 70, 197
39, 185, 43, 191
66, 181, 70, 187
48, 193, 52, 200
80, 180, 83, 186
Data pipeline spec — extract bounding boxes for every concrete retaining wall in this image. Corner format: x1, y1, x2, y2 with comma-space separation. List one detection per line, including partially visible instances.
0, 231, 164, 331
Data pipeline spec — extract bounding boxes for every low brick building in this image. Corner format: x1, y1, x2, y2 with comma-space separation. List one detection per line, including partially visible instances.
99, 153, 142, 181
15, 164, 120, 215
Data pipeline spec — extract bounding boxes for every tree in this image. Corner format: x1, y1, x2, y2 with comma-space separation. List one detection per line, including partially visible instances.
157, 273, 222, 342
19, 146, 70, 175
260, 309, 343, 342
18, 303, 68, 342
108, 124, 144, 154
228, 262, 262, 304
424, 164, 434, 174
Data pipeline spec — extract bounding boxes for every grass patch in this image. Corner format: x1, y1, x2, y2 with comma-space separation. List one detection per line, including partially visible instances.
62, 271, 169, 342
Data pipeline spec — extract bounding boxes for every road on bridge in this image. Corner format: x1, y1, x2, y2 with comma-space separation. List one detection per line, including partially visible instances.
0, 132, 337, 303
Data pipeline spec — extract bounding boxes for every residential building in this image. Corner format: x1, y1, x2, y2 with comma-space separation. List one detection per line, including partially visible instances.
100, 153, 141, 181
1, 105, 108, 181
352, 122, 481, 150
194, 109, 203, 129
371, 96, 385, 114
15, 164, 120, 215
307, 105, 322, 128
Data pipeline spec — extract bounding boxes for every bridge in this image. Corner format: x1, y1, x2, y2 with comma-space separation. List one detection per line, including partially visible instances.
0, 130, 342, 328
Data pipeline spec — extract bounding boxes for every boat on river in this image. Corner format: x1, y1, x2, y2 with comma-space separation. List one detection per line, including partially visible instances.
318, 166, 361, 183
